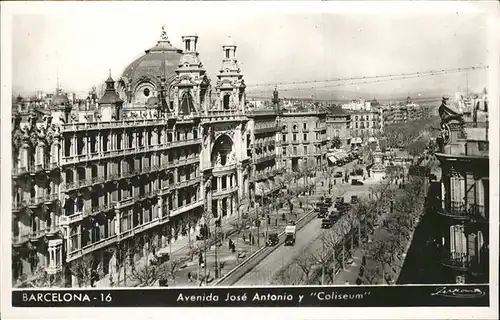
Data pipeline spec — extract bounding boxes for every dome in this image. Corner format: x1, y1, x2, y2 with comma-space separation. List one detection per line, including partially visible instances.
122, 38, 183, 86
52, 89, 69, 106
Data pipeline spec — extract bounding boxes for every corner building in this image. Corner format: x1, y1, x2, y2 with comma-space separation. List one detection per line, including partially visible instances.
11, 30, 277, 287
432, 95, 489, 284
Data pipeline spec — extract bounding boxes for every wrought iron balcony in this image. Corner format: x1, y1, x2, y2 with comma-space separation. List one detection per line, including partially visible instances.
440, 249, 469, 271
469, 204, 488, 222
437, 200, 469, 220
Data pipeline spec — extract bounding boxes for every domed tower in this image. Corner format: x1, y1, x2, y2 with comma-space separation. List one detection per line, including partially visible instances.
214, 37, 246, 112
98, 71, 124, 121
118, 26, 183, 110
171, 34, 210, 116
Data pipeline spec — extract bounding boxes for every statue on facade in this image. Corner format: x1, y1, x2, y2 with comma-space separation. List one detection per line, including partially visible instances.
215, 153, 222, 166
228, 151, 236, 164
161, 25, 169, 41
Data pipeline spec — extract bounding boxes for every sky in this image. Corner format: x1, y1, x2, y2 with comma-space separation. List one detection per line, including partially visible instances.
9, 2, 493, 100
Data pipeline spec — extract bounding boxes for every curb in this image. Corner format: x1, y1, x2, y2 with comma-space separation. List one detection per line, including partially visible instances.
213, 208, 316, 286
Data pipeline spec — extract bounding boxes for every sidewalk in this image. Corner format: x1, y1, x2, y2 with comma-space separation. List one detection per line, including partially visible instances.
334, 248, 363, 285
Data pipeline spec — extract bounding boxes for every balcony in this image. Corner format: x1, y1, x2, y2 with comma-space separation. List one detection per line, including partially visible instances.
169, 199, 204, 218
67, 234, 119, 261
60, 212, 83, 225
115, 196, 136, 209
12, 201, 24, 213
213, 163, 237, 174
176, 177, 201, 189
254, 126, 280, 135
213, 186, 239, 198
45, 226, 61, 237
440, 249, 469, 271
437, 200, 469, 220
12, 167, 28, 177
253, 154, 276, 164
29, 229, 46, 241
469, 204, 488, 222
43, 193, 59, 204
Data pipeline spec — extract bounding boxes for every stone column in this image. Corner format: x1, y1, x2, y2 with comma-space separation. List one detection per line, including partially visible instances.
237, 165, 244, 201
114, 210, 120, 235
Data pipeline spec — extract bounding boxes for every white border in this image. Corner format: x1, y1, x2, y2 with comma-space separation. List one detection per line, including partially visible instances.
1, 2, 498, 320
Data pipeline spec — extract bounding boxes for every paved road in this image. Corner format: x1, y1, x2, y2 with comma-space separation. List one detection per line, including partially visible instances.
234, 183, 376, 286
235, 214, 324, 286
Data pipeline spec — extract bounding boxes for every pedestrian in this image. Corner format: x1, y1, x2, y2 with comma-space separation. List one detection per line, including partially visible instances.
242, 234, 246, 243
344, 280, 349, 285
187, 272, 192, 283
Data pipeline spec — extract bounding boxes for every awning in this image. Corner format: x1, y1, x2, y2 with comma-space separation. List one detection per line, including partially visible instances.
328, 155, 337, 163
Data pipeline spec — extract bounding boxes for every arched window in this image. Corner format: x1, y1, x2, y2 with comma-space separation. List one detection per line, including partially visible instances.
223, 94, 230, 110
180, 91, 195, 115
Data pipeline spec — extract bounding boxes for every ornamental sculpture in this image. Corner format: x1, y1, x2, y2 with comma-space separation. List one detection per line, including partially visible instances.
438, 96, 466, 145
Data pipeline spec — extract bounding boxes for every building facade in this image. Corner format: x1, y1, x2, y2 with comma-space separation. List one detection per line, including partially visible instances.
432, 95, 489, 284
247, 110, 282, 204
278, 111, 328, 172
11, 30, 281, 287
326, 113, 351, 148
349, 110, 381, 139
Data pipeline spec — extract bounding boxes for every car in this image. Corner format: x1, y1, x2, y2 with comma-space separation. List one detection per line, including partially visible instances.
351, 179, 364, 185
324, 197, 333, 206
351, 195, 359, 203
334, 172, 343, 178
321, 218, 332, 229
335, 197, 344, 208
266, 233, 279, 246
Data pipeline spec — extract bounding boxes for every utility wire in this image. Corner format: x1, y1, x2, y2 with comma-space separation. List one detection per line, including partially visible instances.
245, 65, 488, 90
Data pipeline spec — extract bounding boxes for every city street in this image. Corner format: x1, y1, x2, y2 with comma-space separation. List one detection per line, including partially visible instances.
233, 181, 376, 286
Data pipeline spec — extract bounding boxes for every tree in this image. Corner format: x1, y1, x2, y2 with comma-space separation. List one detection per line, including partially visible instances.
106, 240, 132, 287
70, 254, 101, 288
129, 263, 166, 287
293, 249, 316, 284
22, 268, 65, 288
163, 258, 183, 286
407, 138, 428, 157
331, 136, 342, 149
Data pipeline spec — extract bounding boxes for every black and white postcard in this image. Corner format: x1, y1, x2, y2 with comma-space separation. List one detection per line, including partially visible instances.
1, 1, 498, 320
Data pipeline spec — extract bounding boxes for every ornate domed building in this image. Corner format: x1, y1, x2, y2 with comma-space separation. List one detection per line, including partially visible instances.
11, 27, 283, 288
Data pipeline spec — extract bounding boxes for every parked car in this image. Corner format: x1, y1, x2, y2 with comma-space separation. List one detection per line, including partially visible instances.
324, 197, 333, 206
335, 197, 345, 208
266, 233, 279, 246
351, 195, 359, 203
334, 172, 343, 178
351, 179, 364, 186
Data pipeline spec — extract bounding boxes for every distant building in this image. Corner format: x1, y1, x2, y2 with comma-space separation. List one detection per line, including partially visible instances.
278, 111, 328, 172
349, 110, 381, 141
326, 111, 351, 148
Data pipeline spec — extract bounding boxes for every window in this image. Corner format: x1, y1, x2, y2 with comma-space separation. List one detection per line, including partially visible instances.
303, 123, 307, 130
293, 146, 297, 155
223, 94, 230, 109
282, 134, 286, 142
282, 148, 286, 156
303, 133, 307, 141
449, 225, 467, 254
293, 134, 297, 141
143, 88, 150, 97
225, 49, 230, 59
304, 146, 307, 154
